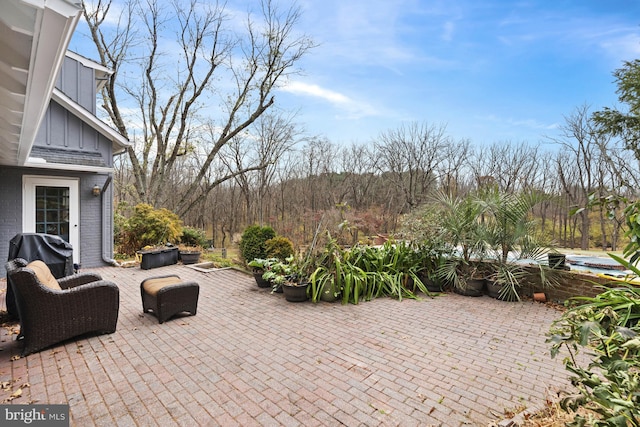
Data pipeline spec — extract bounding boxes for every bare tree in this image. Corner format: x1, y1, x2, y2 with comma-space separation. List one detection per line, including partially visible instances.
82, 0, 314, 216
253, 113, 300, 225
339, 143, 378, 209
549, 105, 603, 250
374, 122, 449, 213
220, 112, 299, 225
437, 138, 471, 197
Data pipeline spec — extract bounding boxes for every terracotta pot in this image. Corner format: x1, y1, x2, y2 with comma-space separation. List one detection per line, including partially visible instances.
533, 292, 546, 303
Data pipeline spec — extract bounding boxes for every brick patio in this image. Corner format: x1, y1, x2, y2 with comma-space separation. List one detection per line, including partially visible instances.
0, 264, 574, 426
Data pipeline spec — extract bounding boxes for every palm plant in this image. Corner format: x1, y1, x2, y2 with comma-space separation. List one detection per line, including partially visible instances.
435, 192, 488, 294
479, 189, 558, 301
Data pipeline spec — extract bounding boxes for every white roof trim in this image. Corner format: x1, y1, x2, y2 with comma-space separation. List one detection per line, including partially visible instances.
17, 1, 82, 165
65, 51, 113, 75
52, 87, 129, 153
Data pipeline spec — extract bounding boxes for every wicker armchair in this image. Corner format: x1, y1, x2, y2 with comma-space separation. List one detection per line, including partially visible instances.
5, 258, 120, 356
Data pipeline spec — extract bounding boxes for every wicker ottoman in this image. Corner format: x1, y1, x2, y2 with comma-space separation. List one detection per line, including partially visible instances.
141, 275, 199, 323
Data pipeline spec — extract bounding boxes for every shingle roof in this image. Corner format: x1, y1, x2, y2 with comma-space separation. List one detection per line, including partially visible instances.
29, 146, 107, 168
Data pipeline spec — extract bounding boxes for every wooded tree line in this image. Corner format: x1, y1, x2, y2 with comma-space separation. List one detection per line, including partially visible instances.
112, 110, 639, 251
82, 1, 640, 251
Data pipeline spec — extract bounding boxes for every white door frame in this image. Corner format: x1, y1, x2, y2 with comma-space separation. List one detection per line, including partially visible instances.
22, 175, 80, 264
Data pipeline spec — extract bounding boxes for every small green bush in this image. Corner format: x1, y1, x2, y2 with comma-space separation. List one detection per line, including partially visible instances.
117, 203, 183, 255
239, 225, 276, 264
181, 226, 208, 248
548, 263, 640, 425
265, 236, 294, 260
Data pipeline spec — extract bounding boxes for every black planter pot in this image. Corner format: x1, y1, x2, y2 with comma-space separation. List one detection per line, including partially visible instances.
418, 273, 442, 293
282, 282, 310, 302
180, 250, 201, 265
486, 279, 503, 299
138, 247, 179, 270
486, 279, 521, 302
548, 253, 566, 269
454, 277, 485, 297
253, 270, 271, 288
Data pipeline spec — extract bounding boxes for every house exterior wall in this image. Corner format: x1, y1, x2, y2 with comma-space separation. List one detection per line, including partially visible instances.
1, 55, 117, 276
0, 167, 114, 275
34, 100, 113, 165
56, 55, 97, 113
0, 170, 22, 261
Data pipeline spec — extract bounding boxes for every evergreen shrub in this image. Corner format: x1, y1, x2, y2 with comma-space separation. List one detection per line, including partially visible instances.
181, 226, 208, 248
239, 225, 276, 264
117, 203, 183, 255
265, 236, 295, 260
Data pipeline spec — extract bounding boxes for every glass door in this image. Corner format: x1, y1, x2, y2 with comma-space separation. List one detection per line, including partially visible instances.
23, 176, 79, 263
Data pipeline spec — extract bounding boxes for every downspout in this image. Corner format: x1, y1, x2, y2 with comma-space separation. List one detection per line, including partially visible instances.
101, 176, 119, 266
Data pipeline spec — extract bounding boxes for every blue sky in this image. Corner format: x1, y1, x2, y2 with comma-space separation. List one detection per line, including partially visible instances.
70, 1, 640, 147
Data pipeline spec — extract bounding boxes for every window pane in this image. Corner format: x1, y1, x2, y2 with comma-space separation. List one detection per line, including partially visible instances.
35, 186, 70, 243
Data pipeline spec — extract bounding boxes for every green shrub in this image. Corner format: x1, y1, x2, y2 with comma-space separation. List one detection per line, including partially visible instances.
181, 226, 208, 248
548, 258, 640, 426
239, 225, 276, 264
117, 203, 183, 255
265, 236, 294, 260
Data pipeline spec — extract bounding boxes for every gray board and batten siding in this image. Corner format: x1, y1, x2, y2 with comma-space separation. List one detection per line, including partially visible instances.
0, 53, 120, 276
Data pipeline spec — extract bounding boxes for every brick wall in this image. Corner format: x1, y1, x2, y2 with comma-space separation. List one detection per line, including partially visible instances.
522, 266, 618, 303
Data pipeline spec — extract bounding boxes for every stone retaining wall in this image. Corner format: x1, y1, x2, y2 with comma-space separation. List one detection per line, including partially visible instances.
522, 266, 622, 303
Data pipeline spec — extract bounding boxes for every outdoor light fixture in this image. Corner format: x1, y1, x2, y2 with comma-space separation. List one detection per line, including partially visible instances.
92, 185, 101, 197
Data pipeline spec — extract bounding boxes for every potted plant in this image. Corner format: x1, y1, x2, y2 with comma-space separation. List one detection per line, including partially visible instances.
123, 203, 183, 269
282, 278, 311, 302
275, 256, 311, 302
178, 247, 202, 265
435, 192, 488, 296
247, 258, 279, 288
309, 236, 346, 302
413, 241, 451, 293
480, 190, 558, 301
179, 226, 208, 265
137, 244, 180, 270
265, 257, 295, 294
350, 240, 432, 300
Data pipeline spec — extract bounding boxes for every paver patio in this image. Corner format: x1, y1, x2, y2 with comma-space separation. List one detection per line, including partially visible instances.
0, 264, 575, 426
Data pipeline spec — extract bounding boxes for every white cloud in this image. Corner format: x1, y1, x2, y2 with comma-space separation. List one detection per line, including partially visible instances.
280, 80, 378, 119
281, 81, 349, 104
442, 21, 455, 42
598, 32, 640, 61
481, 114, 559, 131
